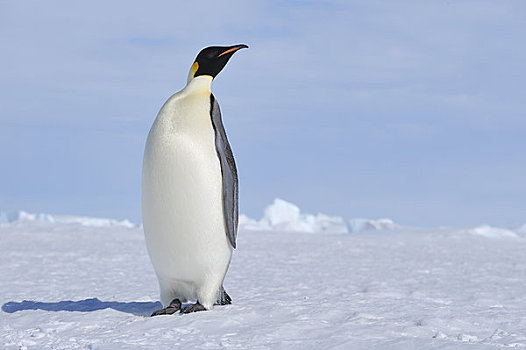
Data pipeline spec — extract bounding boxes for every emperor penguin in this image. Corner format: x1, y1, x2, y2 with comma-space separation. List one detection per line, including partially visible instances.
142, 44, 247, 315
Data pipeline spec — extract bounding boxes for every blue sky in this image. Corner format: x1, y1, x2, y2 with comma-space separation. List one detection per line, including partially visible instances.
1, 1, 525, 227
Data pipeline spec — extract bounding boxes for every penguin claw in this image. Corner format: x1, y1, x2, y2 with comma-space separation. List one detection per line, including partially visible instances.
180, 302, 207, 314
216, 290, 232, 305
151, 298, 182, 317
224, 290, 232, 304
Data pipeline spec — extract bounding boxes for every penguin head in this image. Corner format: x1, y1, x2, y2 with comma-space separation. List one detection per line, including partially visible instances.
187, 44, 248, 83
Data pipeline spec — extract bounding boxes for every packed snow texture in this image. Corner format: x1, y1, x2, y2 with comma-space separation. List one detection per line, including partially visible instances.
1, 215, 526, 349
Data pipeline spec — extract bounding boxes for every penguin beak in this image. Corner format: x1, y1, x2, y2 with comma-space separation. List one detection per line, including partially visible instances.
217, 44, 249, 58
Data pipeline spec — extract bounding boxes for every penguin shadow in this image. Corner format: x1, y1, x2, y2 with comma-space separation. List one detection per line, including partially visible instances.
1, 298, 162, 317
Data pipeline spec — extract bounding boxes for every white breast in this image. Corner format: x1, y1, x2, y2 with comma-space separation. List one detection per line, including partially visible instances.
142, 76, 232, 308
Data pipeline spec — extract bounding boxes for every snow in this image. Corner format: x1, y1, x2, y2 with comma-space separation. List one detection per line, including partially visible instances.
0, 211, 55, 224
0, 210, 137, 228
1, 218, 526, 349
348, 218, 401, 233
515, 224, 526, 236
239, 198, 348, 234
465, 225, 519, 239
0, 198, 398, 234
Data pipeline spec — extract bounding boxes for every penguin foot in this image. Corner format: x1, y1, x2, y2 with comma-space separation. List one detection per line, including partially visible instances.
151, 298, 182, 317
216, 289, 232, 305
181, 302, 207, 314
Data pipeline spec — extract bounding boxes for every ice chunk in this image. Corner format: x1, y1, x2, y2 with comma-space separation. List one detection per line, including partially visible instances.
264, 198, 301, 227
466, 225, 518, 239
0, 210, 135, 228
239, 198, 348, 233
348, 218, 400, 233
0, 211, 54, 223
515, 224, 526, 236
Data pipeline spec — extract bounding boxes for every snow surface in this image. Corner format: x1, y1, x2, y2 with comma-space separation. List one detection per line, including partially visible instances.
1, 218, 526, 349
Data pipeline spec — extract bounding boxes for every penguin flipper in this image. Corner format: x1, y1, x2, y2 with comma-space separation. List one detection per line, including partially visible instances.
210, 94, 239, 249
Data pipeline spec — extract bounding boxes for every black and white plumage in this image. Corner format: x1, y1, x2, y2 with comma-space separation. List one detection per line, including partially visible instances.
142, 45, 247, 315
